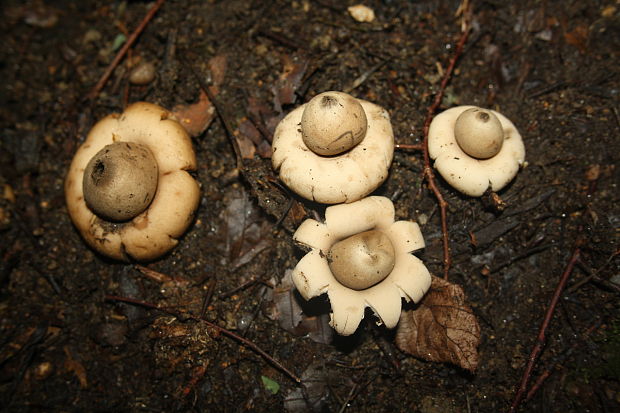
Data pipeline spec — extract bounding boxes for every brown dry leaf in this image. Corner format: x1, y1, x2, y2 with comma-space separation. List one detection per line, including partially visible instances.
564, 25, 589, 54
238, 117, 262, 145
207, 55, 228, 87
171, 55, 227, 137
395, 275, 481, 372
235, 117, 267, 159
235, 103, 273, 158
219, 187, 273, 268
256, 140, 272, 158
585, 164, 601, 181
233, 128, 257, 159
63, 346, 88, 388
172, 90, 215, 137
273, 54, 309, 112
265, 270, 333, 344
288, 200, 308, 225
268, 270, 304, 332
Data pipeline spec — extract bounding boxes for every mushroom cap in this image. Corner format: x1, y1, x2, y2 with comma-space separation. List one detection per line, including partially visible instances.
328, 229, 396, 290
291, 196, 430, 335
301, 91, 368, 156
272, 94, 394, 204
65, 102, 200, 261
428, 105, 525, 197
83, 142, 159, 221
454, 107, 504, 159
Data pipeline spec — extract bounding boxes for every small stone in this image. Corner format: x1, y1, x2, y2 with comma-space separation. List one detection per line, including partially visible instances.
129, 61, 157, 85
348, 5, 375, 23
417, 213, 428, 226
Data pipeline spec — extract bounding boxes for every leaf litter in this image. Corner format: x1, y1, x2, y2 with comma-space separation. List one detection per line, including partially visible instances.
395, 275, 481, 372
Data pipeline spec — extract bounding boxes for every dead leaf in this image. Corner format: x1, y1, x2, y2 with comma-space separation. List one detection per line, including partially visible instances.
239, 117, 262, 145
172, 90, 215, 137
265, 270, 333, 344
246, 96, 280, 140
233, 128, 257, 159
171, 55, 227, 137
269, 270, 304, 332
272, 54, 309, 112
220, 188, 272, 267
256, 140, 272, 158
585, 164, 601, 181
230, 235, 271, 270
235, 117, 271, 159
564, 25, 589, 54
63, 346, 88, 388
207, 55, 227, 88
289, 200, 308, 225
284, 362, 330, 412
395, 276, 481, 372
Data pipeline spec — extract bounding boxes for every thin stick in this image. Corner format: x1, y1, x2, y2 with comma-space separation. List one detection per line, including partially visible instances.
421, 23, 471, 280
524, 321, 600, 402
105, 294, 301, 384
337, 373, 370, 413
183, 57, 243, 170
220, 277, 274, 299
509, 248, 580, 412
86, 0, 166, 101
395, 143, 424, 151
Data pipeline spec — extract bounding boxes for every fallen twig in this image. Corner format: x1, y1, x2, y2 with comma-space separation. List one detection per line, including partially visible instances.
337, 369, 371, 413
370, 324, 400, 371
86, 0, 166, 102
509, 247, 581, 412
524, 321, 601, 403
104, 294, 301, 384
394, 143, 424, 151
200, 278, 217, 318
183, 57, 243, 171
220, 277, 274, 299
566, 249, 620, 294
344, 59, 389, 93
420, 20, 471, 280
135, 264, 190, 287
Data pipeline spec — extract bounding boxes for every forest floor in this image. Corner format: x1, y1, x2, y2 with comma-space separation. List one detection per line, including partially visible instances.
0, 0, 619, 412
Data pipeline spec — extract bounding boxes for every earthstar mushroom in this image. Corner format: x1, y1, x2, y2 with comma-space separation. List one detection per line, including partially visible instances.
454, 107, 504, 159
291, 196, 431, 336
272, 91, 394, 204
300, 91, 368, 156
328, 229, 395, 290
428, 105, 525, 197
65, 101, 200, 261
82, 141, 159, 221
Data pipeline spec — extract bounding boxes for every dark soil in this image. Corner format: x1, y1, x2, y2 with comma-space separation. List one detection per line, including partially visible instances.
1, 0, 619, 412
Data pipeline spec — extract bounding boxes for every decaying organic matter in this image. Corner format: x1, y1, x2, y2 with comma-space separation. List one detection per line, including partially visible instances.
1, 1, 618, 412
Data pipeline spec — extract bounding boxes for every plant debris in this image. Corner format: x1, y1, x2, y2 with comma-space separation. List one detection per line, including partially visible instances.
0, 0, 618, 411
395, 276, 481, 372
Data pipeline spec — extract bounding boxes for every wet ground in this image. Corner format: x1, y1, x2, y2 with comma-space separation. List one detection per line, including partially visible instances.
1, 0, 619, 411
